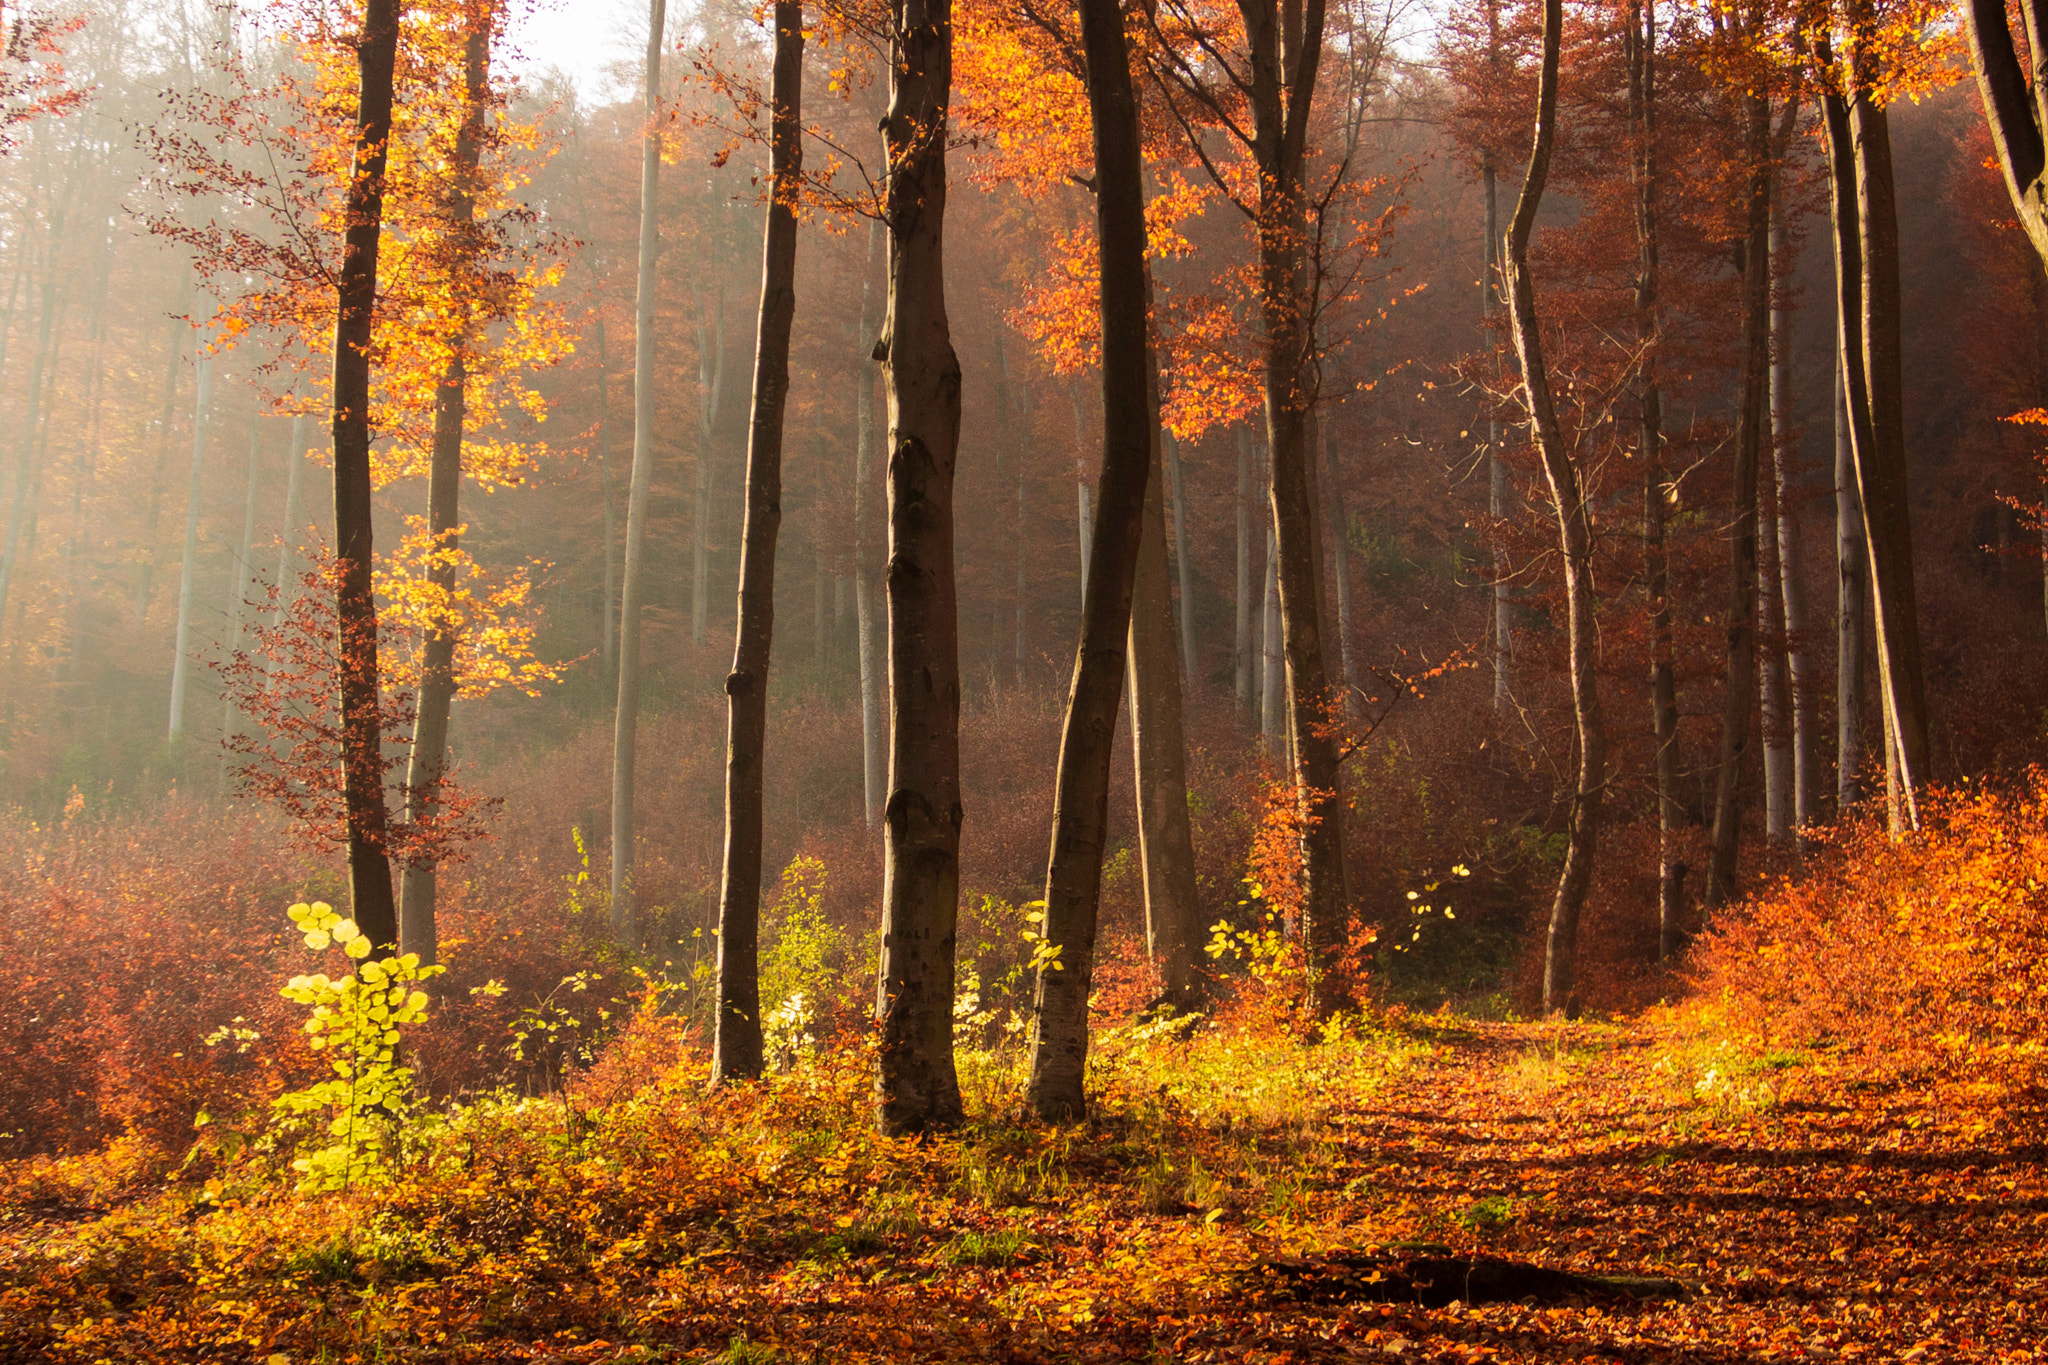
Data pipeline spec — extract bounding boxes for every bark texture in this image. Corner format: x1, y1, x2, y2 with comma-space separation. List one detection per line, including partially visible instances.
712, 0, 803, 1088
331, 0, 403, 952
874, 0, 966, 1136
857, 218, 885, 826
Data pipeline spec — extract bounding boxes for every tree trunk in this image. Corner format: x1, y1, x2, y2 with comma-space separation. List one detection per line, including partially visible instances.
168, 355, 210, 741
266, 412, 306, 693
221, 410, 263, 743
693, 285, 727, 649
1628, 0, 1682, 963
856, 216, 885, 826
1234, 425, 1254, 710
874, 0, 966, 1136
611, 0, 666, 948
1505, 0, 1603, 1016
133, 274, 189, 629
400, 11, 490, 966
1260, 518, 1282, 759
1834, 353, 1867, 812
1775, 264, 1817, 834
1127, 297, 1202, 1014
1165, 427, 1198, 688
1483, 150, 1512, 717
711, 0, 803, 1088
1847, 92, 1928, 829
1026, 0, 1155, 1121
595, 314, 617, 666
1322, 421, 1358, 719
0, 219, 64, 657
331, 0, 403, 953
1704, 90, 1772, 910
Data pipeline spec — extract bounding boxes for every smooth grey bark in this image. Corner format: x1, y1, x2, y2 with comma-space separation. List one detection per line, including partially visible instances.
1834, 353, 1867, 812
331, 0, 403, 952
595, 314, 617, 666
611, 0, 666, 949
692, 284, 727, 648
1260, 518, 1282, 760
711, 0, 803, 1088
400, 10, 490, 967
167, 354, 210, 742
1506, 0, 1604, 1016
1774, 227, 1817, 832
874, 0, 966, 1137
1322, 422, 1358, 719
1962, 0, 2048, 279
856, 217, 885, 826
1484, 150, 1512, 716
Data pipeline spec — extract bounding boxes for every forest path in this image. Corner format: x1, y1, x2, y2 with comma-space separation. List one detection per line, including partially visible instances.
1177, 1018, 2048, 1363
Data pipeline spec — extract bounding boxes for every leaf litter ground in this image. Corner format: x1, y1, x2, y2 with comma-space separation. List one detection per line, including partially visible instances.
3, 1017, 2045, 1363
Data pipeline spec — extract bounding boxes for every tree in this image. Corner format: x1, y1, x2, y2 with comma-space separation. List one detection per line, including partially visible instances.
1026, 0, 1157, 1123
1502, 0, 1602, 1016
874, 0, 967, 1136
322, 0, 406, 952
611, 0, 666, 950
712, 0, 805, 1088
1961, 0, 2048, 282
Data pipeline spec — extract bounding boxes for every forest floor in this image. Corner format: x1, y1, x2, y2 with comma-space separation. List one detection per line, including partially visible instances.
5, 1013, 2048, 1363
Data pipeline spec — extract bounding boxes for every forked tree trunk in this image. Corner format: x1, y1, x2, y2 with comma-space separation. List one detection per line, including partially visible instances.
1704, 91, 1773, 909
168, 355, 210, 741
1628, 0, 1683, 962
401, 11, 491, 965
331, 0, 403, 952
611, 0, 666, 948
874, 0, 966, 1136
856, 217, 885, 826
711, 0, 803, 1088
1505, 0, 1603, 1017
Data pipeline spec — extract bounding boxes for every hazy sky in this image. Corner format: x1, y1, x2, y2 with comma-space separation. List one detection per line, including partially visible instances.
507, 0, 643, 104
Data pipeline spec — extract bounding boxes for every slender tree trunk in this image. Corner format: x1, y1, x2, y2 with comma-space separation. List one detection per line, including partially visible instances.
611, 0, 666, 947
856, 217, 885, 826
1234, 425, 1254, 710
168, 355, 210, 742
220, 410, 262, 743
1260, 519, 1282, 758
1704, 89, 1772, 910
1834, 352, 1867, 812
1026, 0, 1155, 1120
1506, 0, 1603, 1015
0, 223, 63, 652
1483, 149, 1512, 716
1761, 205, 1800, 846
874, 0, 966, 1136
1162, 428, 1198, 688
400, 11, 490, 966
331, 0, 403, 952
266, 412, 306, 693
693, 285, 728, 649
61, 219, 115, 683
134, 270, 190, 628
1322, 421, 1358, 719
711, 0, 803, 1087
1776, 266, 1817, 833
595, 314, 617, 666
1629, 0, 1683, 963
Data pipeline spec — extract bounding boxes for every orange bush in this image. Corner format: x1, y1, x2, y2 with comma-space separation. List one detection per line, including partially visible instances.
1689, 776, 2048, 1088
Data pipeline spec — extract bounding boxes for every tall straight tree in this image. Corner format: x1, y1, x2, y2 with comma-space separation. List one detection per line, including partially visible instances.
167, 354, 209, 741
1504, 0, 1602, 1015
330, 0, 403, 952
611, 0, 666, 948
1027, 0, 1155, 1124
1704, 68, 1773, 909
1963, 0, 2048, 281
400, 1, 494, 965
873, 0, 966, 1136
711, 0, 804, 1088
856, 218, 885, 827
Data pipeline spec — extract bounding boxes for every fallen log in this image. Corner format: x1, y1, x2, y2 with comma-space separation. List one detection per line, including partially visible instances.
1250, 1247, 1690, 1308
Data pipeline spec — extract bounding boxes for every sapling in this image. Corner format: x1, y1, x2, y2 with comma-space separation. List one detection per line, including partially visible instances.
274, 900, 443, 1191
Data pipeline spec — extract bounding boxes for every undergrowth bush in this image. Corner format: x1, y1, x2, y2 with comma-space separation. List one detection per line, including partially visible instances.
1688, 776, 2048, 1090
